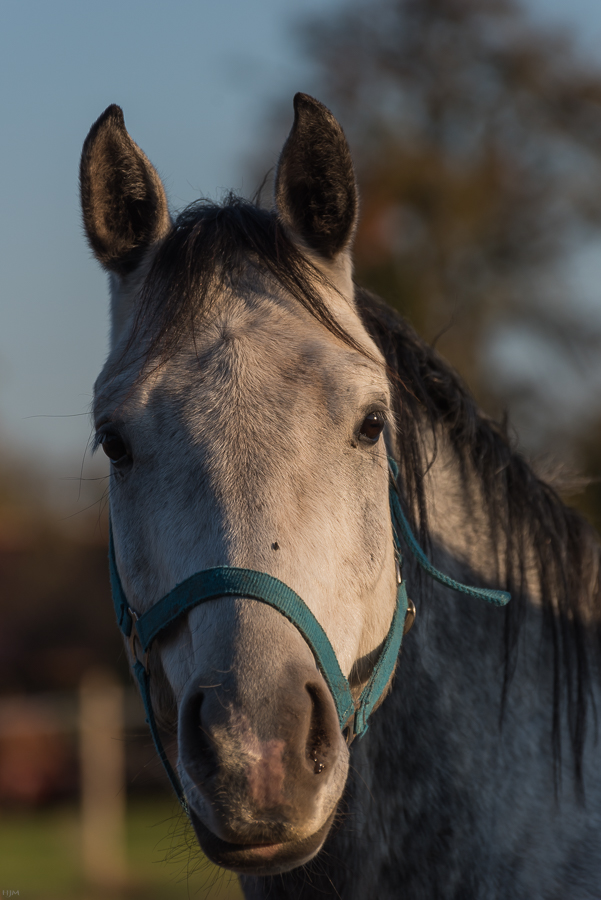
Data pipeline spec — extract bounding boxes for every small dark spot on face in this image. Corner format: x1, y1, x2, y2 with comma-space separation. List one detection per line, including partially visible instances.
272, 541, 280, 551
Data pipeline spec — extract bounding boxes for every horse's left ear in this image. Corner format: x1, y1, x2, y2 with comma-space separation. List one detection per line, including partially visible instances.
275, 94, 358, 260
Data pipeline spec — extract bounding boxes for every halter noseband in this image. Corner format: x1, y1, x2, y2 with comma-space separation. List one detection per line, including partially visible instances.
108, 457, 510, 810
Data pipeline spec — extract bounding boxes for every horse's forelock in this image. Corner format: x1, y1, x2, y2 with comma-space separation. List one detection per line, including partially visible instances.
125, 197, 369, 372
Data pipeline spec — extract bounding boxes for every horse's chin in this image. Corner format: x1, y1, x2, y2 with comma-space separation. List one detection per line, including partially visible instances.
188, 804, 337, 875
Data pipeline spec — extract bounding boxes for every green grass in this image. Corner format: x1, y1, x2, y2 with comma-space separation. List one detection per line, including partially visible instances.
0, 796, 243, 900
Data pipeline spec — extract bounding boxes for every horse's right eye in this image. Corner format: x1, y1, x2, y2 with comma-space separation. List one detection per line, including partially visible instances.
99, 432, 130, 465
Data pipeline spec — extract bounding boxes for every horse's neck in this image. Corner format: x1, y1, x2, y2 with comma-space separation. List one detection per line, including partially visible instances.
323, 442, 597, 895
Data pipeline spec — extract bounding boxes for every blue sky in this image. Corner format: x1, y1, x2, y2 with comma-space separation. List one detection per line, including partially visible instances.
1, 0, 600, 503
0, 0, 337, 482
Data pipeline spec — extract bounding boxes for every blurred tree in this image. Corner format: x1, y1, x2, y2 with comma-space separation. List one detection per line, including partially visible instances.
0, 456, 122, 694
288, 0, 601, 449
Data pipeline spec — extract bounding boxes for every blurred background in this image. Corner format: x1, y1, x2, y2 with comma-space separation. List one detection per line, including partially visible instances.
2, 0, 601, 896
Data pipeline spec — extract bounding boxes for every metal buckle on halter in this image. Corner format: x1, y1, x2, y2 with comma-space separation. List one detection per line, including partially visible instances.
127, 608, 148, 670
403, 597, 416, 635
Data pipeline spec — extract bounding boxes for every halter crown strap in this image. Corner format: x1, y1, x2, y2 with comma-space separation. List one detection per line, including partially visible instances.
108, 455, 509, 810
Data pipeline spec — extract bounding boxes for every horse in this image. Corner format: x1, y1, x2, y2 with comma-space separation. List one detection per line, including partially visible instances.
80, 93, 601, 898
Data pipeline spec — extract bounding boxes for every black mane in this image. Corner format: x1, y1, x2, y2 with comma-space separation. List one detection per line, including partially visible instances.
133, 195, 369, 365
134, 195, 601, 785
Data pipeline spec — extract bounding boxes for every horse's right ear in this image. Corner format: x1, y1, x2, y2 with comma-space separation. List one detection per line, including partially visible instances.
80, 105, 171, 277
275, 94, 357, 260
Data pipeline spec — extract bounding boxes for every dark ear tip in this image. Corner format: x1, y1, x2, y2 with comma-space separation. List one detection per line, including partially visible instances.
95, 103, 125, 131
293, 92, 319, 110
82, 105, 128, 167
84, 105, 126, 148
292, 94, 342, 138
293, 93, 331, 121
103, 104, 125, 125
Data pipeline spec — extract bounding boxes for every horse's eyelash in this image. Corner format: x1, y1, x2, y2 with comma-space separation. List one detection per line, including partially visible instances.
371, 408, 390, 422
90, 433, 103, 455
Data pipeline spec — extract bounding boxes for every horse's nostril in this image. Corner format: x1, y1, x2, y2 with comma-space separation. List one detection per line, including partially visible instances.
306, 684, 335, 776
310, 750, 326, 775
181, 689, 221, 784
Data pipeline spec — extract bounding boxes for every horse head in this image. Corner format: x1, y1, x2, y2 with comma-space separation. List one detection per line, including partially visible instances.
82, 95, 400, 874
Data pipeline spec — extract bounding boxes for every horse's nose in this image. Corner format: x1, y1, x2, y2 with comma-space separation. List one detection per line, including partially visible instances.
178, 663, 342, 838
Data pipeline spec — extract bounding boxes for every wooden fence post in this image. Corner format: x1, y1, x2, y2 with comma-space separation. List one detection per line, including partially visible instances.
79, 667, 127, 889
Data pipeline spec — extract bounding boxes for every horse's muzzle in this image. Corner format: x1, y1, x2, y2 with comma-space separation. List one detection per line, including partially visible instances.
178, 661, 347, 872
187, 802, 338, 875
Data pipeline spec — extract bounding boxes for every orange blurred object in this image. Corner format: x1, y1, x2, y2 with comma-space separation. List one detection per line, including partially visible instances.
0, 697, 74, 805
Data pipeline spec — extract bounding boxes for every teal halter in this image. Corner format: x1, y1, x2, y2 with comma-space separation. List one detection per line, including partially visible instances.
108, 457, 510, 810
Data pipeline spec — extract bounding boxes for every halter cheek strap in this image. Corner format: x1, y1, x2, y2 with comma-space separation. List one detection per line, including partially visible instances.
108, 457, 510, 810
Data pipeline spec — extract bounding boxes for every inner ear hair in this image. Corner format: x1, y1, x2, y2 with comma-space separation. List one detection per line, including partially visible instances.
80, 104, 171, 276
275, 93, 358, 260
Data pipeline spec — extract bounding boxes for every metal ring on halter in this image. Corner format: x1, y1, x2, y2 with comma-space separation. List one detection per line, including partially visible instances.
403, 598, 416, 635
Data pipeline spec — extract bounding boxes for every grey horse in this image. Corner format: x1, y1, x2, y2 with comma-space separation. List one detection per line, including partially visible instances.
81, 93, 601, 898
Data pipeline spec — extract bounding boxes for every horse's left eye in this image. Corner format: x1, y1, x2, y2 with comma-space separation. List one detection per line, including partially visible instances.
359, 412, 386, 444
